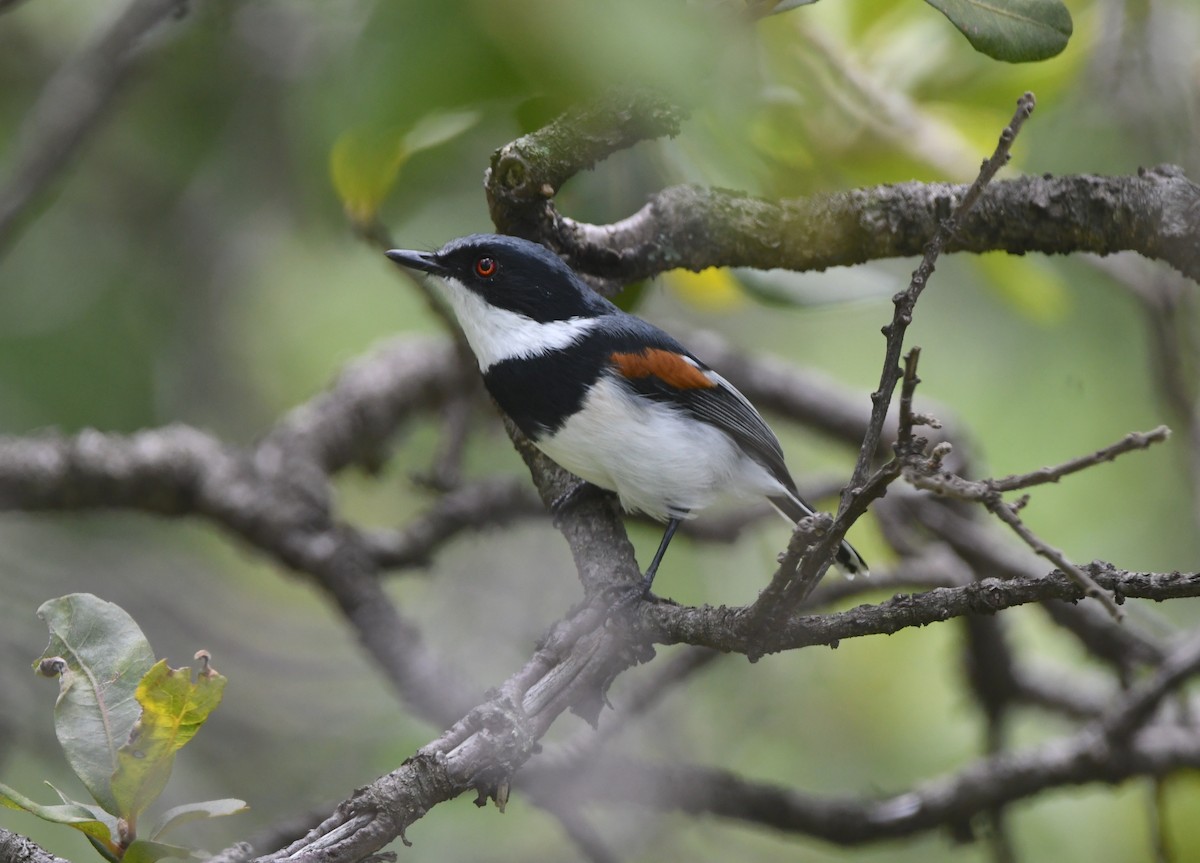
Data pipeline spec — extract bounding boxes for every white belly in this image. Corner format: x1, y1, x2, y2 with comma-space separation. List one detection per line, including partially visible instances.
535, 376, 786, 521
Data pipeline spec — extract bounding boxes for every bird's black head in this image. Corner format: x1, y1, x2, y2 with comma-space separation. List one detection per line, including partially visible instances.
386, 234, 612, 323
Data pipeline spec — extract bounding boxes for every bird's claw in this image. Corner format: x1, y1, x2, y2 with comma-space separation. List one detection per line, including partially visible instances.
601, 574, 656, 623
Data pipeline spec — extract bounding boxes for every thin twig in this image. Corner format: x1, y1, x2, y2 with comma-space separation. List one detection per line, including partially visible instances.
740, 95, 1038, 656
895, 347, 927, 453
906, 496, 1164, 665
843, 92, 1036, 504
905, 425, 1171, 619
987, 500, 1123, 619
988, 426, 1171, 492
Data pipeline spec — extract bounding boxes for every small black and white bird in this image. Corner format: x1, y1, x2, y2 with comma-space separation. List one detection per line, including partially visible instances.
386, 234, 866, 591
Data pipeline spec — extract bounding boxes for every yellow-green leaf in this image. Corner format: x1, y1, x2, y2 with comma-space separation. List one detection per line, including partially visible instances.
330, 126, 409, 226
110, 659, 228, 822
330, 110, 478, 227
34, 594, 157, 816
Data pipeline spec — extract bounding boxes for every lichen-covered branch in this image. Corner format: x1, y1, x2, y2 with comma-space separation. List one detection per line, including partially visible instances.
647, 567, 1200, 654
486, 92, 1199, 287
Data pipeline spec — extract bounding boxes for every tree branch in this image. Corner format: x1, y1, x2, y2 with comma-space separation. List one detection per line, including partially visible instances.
0, 0, 197, 252
0, 829, 73, 863
362, 476, 544, 570
485, 93, 1199, 287
905, 425, 1170, 618
255, 603, 653, 863
532, 723, 1200, 846
647, 568, 1200, 655
529, 633, 1200, 849
0, 336, 488, 725
264, 336, 472, 474
566, 172, 1200, 285
486, 87, 688, 249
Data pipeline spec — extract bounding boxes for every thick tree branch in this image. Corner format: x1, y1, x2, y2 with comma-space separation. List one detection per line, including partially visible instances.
486, 88, 688, 248
256, 604, 652, 863
486, 93, 1199, 286
522, 622, 1200, 850
566, 170, 1200, 285
0, 337, 488, 725
265, 337, 473, 473
242, 564, 1200, 862
532, 724, 1200, 846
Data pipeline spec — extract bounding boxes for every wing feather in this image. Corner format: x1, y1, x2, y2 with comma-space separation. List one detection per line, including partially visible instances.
607, 338, 797, 494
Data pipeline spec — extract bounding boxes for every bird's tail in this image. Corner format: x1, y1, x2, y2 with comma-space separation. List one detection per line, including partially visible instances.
768, 492, 869, 578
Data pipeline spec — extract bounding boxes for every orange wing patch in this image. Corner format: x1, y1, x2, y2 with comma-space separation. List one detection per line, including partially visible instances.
610, 348, 716, 390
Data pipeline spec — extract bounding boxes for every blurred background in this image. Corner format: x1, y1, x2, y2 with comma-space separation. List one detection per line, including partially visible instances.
2, 1, 1199, 861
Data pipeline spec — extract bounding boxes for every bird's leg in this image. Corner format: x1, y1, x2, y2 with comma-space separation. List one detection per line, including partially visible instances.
606, 514, 686, 616
641, 516, 682, 595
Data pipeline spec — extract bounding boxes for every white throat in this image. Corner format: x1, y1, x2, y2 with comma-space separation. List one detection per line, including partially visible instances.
436, 276, 599, 370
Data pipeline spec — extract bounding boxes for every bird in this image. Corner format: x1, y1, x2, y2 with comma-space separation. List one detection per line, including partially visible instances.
385, 234, 867, 594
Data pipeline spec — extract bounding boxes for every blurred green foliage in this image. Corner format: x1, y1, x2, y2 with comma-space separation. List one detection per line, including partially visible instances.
1, 1, 1198, 861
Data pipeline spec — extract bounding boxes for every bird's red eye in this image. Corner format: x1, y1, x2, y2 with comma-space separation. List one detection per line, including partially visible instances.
474, 257, 497, 278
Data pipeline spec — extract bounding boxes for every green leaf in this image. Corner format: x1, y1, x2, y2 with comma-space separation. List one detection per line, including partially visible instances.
0, 780, 120, 853
923, 0, 1072, 62
401, 109, 480, 155
34, 594, 157, 816
330, 109, 478, 226
111, 659, 228, 822
120, 839, 199, 863
149, 799, 248, 841
330, 126, 409, 226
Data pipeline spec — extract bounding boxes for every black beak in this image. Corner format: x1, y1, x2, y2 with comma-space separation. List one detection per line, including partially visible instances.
385, 249, 447, 276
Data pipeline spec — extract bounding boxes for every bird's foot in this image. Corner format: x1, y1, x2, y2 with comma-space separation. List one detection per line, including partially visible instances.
600, 572, 657, 623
